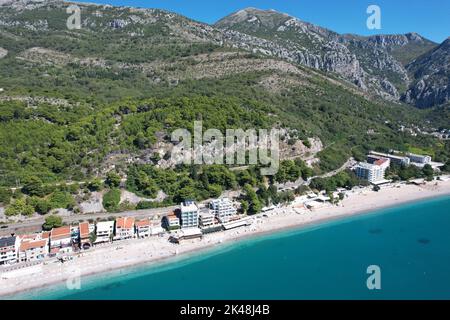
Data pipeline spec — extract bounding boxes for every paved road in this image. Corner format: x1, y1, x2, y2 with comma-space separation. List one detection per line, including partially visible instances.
0, 191, 241, 237
6, 178, 128, 192
0, 192, 240, 237
229, 154, 320, 172
276, 157, 355, 190
305, 157, 355, 186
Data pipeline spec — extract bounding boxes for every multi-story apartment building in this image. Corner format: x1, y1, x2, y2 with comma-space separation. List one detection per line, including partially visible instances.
407, 153, 432, 164
79, 222, 92, 250
369, 151, 410, 166
209, 198, 237, 223
135, 219, 150, 238
163, 211, 181, 230
355, 162, 386, 184
180, 201, 199, 228
19, 239, 48, 262
18, 232, 50, 262
0, 236, 19, 265
95, 221, 115, 244
199, 211, 215, 228
367, 155, 391, 170
115, 217, 135, 240
49, 226, 73, 255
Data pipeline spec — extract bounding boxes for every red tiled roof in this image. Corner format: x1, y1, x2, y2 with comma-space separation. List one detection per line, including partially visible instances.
79, 222, 90, 238
167, 211, 177, 218
42, 232, 50, 239
20, 240, 47, 251
116, 217, 135, 229
50, 226, 71, 240
374, 158, 389, 166
135, 219, 150, 228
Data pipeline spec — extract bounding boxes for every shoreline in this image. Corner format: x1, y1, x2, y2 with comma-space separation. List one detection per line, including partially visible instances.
1, 180, 450, 299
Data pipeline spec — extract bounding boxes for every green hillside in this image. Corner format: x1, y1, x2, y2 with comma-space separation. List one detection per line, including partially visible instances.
0, 1, 449, 190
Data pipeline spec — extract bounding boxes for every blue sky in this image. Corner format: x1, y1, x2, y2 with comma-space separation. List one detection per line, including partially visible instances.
77, 0, 449, 43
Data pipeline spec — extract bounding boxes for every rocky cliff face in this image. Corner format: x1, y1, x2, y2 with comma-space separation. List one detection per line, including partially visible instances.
364, 33, 428, 49
216, 8, 372, 92
215, 8, 449, 104
402, 38, 450, 108
0, 47, 7, 59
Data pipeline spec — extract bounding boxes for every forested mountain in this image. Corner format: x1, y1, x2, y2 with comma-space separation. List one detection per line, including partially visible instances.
0, 0, 449, 190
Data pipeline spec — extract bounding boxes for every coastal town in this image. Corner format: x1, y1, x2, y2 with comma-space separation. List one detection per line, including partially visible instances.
0, 0, 449, 303
0, 196, 252, 267
1, 149, 450, 297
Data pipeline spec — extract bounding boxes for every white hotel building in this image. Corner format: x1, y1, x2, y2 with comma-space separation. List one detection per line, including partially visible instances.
209, 198, 237, 223
407, 153, 432, 164
355, 161, 388, 184
369, 151, 410, 166
180, 200, 199, 228
199, 210, 215, 228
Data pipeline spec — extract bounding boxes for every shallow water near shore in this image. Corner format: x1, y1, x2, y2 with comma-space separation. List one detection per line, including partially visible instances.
18, 196, 450, 299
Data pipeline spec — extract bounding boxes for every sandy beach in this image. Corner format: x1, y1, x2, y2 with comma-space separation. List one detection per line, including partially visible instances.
1, 179, 450, 298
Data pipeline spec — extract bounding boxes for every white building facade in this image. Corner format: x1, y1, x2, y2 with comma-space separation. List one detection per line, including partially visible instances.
135, 220, 150, 238
49, 226, 73, 255
369, 151, 410, 166
114, 217, 135, 240
180, 201, 199, 228
199, 211, 215, 227
95, 221, 115, 244
355, 162, 386, 183
407, 153, 432, 164
163, 212, 180, 230
19, 239, 49, 262
0, 236, 19, 265
209, 198, 236, 223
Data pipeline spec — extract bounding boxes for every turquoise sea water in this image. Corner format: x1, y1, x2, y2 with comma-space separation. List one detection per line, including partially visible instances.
20, 196, 450, 299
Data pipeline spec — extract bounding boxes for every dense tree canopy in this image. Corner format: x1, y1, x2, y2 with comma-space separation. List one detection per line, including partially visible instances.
42, 215, 63, 231
103, 189, 121, 213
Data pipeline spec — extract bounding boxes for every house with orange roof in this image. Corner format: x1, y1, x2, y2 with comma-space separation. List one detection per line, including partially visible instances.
42, 231, 51, 240
114, 217, 135, 240
18, 237, 49, 262
163, 211, 180, 230
78, 222, 92, 250
49, 226, 73, 255
135, 219, 150, 238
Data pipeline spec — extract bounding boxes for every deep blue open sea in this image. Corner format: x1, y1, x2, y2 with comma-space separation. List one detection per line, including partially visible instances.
20, 196, 450, 299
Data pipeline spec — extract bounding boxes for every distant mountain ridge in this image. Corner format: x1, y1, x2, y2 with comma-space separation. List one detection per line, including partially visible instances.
216, 7, 446, 107
0, 1, 448, 108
